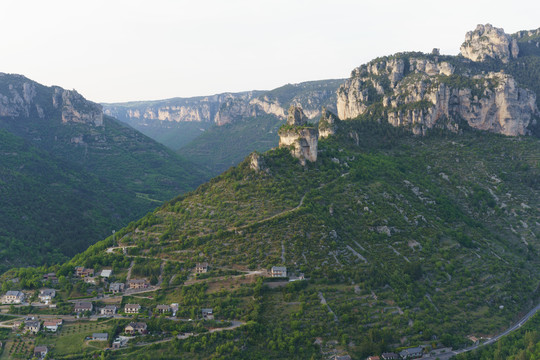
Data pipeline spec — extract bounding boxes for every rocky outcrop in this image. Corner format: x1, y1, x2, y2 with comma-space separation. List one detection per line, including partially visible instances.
385, 71, 537, 136
53, 88, 103, 126
337, 51, 538, 136
318, 107, 338, 139
249, 152, 266, 172
0, 73, 103, 126
460, 24, 519, 63
278, 106, 318, 165
287, 105, 308, 126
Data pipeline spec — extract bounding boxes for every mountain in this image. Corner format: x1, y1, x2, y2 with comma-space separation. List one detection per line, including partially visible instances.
10, 116, 537, 359
102, 79, 343, 151
1, 24, 539, 360
337, 24, 540, 137
0, 73, 207, 270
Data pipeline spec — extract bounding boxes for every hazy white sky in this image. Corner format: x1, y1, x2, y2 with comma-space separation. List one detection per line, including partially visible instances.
1, 0, 539, 103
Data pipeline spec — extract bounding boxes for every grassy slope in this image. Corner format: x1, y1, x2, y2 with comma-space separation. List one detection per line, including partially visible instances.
131, 121, 213, 151
177, 115, 282, 176
37, 119, 539, 359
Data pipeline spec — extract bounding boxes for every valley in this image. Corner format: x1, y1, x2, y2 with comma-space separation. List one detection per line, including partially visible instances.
0, 23, 539, 360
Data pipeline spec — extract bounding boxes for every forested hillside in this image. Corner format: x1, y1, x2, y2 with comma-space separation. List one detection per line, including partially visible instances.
4, 119, 538, 359
0, 74, 208, 269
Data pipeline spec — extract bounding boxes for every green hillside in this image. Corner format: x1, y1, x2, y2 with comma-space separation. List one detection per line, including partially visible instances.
6, 119, 538, 359
0, 74, 208, 270
456, 312, 540, 360
177, 115, 282, 175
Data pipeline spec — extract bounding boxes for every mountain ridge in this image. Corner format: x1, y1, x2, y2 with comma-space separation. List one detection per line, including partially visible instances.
0, 73, 208, 270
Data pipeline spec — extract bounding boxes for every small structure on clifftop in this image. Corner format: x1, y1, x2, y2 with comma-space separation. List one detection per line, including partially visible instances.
278, 105, 318, 165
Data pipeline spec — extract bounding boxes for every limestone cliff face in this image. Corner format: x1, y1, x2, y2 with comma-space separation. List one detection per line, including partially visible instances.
318, 107, 338, 139
0, 73, 103, 126
337, 49, 538, 136
53, 88, 103, 126
385, 71, 537, 136
460, 24, 519, 63
278, 106, 318, 165
103, 79, 342, 127
0, 77, 40, 118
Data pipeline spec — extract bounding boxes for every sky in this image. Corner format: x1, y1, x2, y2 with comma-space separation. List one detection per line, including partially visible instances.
1, 0, 539, 103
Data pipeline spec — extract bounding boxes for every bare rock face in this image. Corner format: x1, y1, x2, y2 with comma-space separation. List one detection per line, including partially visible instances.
104, 80, 342, 128
460, 24, 519, 63
54, 88, 103, 126
337, 57, 454, 120
318, 107, 338, 139
279, 106, 318, 165
287, 104, 308, 126
0, 76, 40, 118
249, 152, 266, 172
0, 74, 103, 127
337, 52, 538, 136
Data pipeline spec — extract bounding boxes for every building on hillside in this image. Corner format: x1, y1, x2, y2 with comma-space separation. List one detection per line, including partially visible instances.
202, 308, 214, 320
156, 304, 171, 314
381, 353, 399, 360
3, 290, 25, 304
128, 279, 149, 290
39, 289, 56, 304
399, 347, 423, 359
74, 301, 93, 313
34, 346, 48, 359
332, 355, 352, 360
42, 273, 58, 284
113, 337, 129, 348
75, 266, 94, 278
100, 305, 117, 316
124, 304, 141, 314
92, 333, 109, 341
100, 269, 112, 278
170, 303, 179, 316
195, 262, 208, 274
24, 320, 41, 334
270, 266, 287, 278
110, 282, 125, 294
125, 322, 147, 335
43, 319, 63, 332
84, 276, 97, 285
367, 356, 380, 360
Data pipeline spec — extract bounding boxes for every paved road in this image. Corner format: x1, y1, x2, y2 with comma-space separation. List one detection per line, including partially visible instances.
421, 301, 540, 359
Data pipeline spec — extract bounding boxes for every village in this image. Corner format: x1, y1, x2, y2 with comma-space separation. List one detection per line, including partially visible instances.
0, 261, 296, 359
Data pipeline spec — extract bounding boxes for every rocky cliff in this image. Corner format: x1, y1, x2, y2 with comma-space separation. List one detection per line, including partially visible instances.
318, 107, 338, 139
336, 24, 540, 137
0, 73, 103, 127
103, 79, 342, 128
278, 105, 318, 165
460, 24, 519, 63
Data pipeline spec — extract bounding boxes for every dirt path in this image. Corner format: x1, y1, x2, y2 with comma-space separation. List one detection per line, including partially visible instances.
126, 260, 135, 281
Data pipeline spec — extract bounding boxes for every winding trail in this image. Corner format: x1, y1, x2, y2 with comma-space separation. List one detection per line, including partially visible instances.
227, 191, 309, 232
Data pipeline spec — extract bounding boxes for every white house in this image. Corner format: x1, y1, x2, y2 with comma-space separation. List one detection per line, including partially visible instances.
43, 319, 63, 332
100, 269, 112, 278
271, 266, 287, 278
